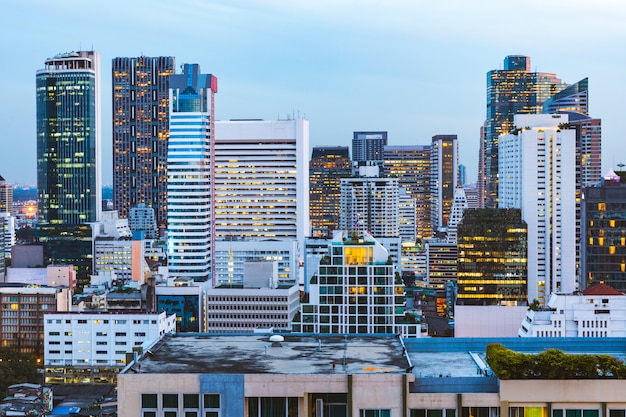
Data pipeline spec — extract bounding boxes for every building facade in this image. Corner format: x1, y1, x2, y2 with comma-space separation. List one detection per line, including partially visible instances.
43, 311, 176, 383
214, 119, 310, 245
499, 114, 577, 304
166, 64, 217, 283
383, 145, 432, 239
112, 56, 175, 227
36, 51, 102, 224
485, 55, 567, 208
352, 131, 388, 166
582, 171, 626, 291
294, 231, 419, 337
309, 146, 353, 238
430, 135, 458, 236
339, 166, 399, 238
129, 203, 158, 239
457, 208, 527, 306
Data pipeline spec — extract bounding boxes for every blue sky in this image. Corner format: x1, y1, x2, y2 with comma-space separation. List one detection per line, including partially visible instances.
1, 0, 625, 186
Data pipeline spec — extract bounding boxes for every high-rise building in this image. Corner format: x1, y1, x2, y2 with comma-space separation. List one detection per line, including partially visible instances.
166, 64, 217, 283
430, 134, 458, 235
36, 51, 102, 224
339, 166, 399, 238
0, 175, 13, 215
352, 131, 387, 166
457, 208, 527, 306
499, 114, 577, 304
542, 77, 588, 116
214, 119, 310, 244
484, 55, 567, 208
582, 170, 626, 292
309, 146, 352, 238
446, 186, 468, 244
383, 145, 431, 239
112, 56, 175, 228
129, 203, 158, 239
398, 189, 416, 242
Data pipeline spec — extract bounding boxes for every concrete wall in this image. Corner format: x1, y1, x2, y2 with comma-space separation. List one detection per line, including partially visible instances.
455, 305, 527, 337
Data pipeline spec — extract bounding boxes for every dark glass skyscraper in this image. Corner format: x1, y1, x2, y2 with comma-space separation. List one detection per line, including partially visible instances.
309, 146, 352, 238
457, 208, 528, 305
36, 51, 101, 224
582, 172, 626, 292
484, 55, 567, 208
112, 56, 175, 229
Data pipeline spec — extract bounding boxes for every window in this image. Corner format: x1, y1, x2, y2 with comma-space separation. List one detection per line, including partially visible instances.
141, 394, 157, 408
412, 410, 456, 417
361, 411, 391, 417
248, 397, 297, 417
163, 394, 178, 409
204, 394, 220, 409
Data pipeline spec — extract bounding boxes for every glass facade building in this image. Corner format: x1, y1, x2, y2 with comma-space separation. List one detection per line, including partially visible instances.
430, 135, 458, 235
582, 173, 626, 292
309, 146, 352, 238
166, 64, 217, 283
457, 208, 528, 305
484, 55, 567, 208
36, 51, 101, 224
352, 131, 387, 165
112, 56, 175, 229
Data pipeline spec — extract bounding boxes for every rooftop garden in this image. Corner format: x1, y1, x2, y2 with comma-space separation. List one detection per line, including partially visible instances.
486, 343, 626, 379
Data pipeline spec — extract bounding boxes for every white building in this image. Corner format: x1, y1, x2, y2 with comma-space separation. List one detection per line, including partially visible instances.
205, 262, 300, 333
499, 114, 577, 303
214, 119, 310, 245
446, 186, 468, 244
214, 239, 298, 285
7, 265, 76, 288
166, 64, 217, 283
43, 310, 176, 383
295, 231, 419, 337
339, 165, 399, 238
519, 283, 626, 337
398, 188, 417, 242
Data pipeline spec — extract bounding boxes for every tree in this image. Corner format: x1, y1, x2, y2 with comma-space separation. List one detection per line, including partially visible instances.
0, 347, 40, 397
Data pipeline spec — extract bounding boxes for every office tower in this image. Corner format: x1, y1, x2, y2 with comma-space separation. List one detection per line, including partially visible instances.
383, 145, 432, 239
309, 146, 352, 238
484, 55, 567, 208
430, 134, 458, 235
446, 186, 468, 244
582, 171, 626, 291
36, 51, 102, 224
293, 231, 420, 337
477, 122, 486, 209
457, 208, 527, 306
214, 119, 310, 245
398, 188, 416, 242
425, 239, 457, 291
352, 131, 387, 166
542, 77, 588, 115
112, 56, 175, 228
129, 203, 158, 239
166, 64, 217, 283
339, 166, 399, 238
458, 164, 466, 187
0, 175, 13, 215
499, 114, 577, 304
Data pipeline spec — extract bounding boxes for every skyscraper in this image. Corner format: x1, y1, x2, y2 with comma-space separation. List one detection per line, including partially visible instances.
352, 131, 387, 166
214, 119, 310, 244
36, 51, 101, 224
430, 134, 458, 235
0, 175, 13, 215
484, 55, 567, 208
112, 56, 175, 229
309, 146, 352, 238
166, 64, 217, 283
383, 145, 431, 239
499, 114, 577, 303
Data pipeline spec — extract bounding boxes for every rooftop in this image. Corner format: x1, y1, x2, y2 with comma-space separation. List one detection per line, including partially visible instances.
128, 334, 409, 375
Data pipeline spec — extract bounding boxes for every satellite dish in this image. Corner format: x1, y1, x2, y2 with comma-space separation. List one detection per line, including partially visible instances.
269, 335, 284, 343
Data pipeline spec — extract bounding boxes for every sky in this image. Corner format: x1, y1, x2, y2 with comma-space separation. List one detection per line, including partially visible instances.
1, 0, 625, 186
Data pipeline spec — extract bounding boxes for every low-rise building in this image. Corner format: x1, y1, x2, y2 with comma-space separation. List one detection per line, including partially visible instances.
519, 282, 626, 337
43, 311, 176, 384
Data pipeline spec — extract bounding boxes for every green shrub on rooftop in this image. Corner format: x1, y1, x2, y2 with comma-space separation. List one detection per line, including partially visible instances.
486, 343, 626, 379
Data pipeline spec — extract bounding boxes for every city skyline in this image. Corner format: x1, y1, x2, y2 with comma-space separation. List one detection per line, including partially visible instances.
2, 0, 626, 185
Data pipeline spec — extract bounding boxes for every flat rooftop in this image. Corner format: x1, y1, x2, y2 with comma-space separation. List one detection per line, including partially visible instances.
129, 334, 409, 375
